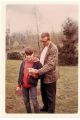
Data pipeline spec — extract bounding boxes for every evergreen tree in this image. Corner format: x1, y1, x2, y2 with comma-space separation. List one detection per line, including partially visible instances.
59, 18, 78, 65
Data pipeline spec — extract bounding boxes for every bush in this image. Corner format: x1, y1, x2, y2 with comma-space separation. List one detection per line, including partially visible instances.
7, 52, 23, 60
58, 45, 78, 66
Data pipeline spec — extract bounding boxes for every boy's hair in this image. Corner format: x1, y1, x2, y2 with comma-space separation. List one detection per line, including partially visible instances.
25, 47, 33, 55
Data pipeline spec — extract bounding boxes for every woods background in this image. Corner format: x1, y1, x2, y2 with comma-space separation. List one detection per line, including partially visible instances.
6, 17, 78, 65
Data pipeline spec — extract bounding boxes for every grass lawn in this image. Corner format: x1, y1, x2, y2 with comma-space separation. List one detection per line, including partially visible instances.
6, 60, 78, 113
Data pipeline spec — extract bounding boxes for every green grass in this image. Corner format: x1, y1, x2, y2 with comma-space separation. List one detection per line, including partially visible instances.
6, 60, 78, 113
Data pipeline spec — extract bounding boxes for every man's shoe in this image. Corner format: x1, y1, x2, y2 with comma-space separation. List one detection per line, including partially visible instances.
40, 107, 48, 112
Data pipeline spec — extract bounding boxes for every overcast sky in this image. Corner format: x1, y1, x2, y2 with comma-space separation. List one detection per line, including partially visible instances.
6, 4, 78, 34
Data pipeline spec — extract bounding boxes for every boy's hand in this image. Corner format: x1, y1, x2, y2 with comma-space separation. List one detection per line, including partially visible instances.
16, 86, 22, 96
16, 86, 21, 91
31, 74, 38, 78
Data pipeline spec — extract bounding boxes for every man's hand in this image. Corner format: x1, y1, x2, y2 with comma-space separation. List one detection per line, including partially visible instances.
29, 68, 39, 74
29, 68, 39, 78
33, 69, 39, 74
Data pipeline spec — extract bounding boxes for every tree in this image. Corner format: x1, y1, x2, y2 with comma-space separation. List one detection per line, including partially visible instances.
33, 6, 40, 55
6, 24, 11, 50
59, 18, 78, 65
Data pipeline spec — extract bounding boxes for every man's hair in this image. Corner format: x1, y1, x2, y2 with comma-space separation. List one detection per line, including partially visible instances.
25, 47, 33, 55
41, 32, 50, 40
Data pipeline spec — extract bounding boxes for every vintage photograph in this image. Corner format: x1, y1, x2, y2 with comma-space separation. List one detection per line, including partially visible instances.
6, 4, 78, 113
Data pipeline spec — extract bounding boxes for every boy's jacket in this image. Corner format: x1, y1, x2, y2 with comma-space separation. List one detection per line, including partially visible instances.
18, 57, 43, 87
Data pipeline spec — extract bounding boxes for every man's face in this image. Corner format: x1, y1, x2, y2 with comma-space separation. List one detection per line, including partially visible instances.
41, 36, 49, 47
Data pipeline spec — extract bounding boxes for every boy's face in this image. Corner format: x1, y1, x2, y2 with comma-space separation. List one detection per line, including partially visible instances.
25, 54, 33, 59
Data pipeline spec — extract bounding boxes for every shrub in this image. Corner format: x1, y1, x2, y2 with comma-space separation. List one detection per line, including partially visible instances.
7, 52, 23, 60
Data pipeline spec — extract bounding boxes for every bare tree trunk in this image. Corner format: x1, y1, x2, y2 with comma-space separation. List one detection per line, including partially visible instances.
33, 7, 40, 56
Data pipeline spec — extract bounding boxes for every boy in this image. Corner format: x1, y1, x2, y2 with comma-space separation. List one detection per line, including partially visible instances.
16, 47, 42, 113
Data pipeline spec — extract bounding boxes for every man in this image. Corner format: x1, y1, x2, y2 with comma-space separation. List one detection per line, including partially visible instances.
30, 32, 59, 113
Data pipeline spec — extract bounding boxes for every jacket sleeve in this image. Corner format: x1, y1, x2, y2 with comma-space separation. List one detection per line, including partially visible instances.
36, 61, 44, 80
18, 61, 24, 87
32, 61, 43, 80
36, 61, 43, 69
38, 48, 58, 76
